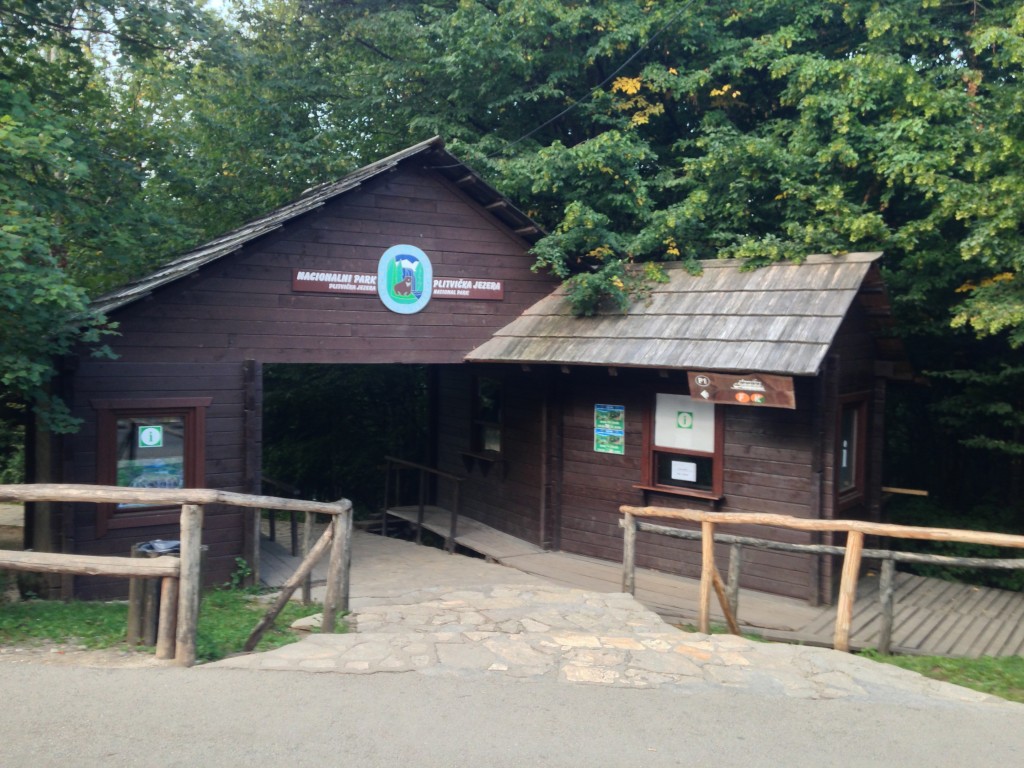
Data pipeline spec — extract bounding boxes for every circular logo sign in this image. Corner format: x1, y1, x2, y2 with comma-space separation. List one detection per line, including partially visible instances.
377, 245, 432, 314
138, 426, 163, 448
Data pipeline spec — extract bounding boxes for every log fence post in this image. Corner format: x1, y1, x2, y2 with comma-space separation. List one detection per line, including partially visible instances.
622, 512, 637, 595
340, 504, 353, 613
301, 510, 314, 605
175, 503, 204, 667
834, 530, 864, 652
126, 544, 144, 646
699, 521, 715, 634
726, 542, 743, 619
878, 557, 896, 655
321, 501, 353, 633
155, 576, 178, 660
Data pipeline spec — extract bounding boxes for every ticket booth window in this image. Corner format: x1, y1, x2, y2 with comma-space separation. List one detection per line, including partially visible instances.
646, 393, 723, 498
93, 398, 210, 535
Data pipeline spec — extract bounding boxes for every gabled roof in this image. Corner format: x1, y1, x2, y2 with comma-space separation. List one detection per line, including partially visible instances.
92, 137, 542, 316
466, 252, 890, 377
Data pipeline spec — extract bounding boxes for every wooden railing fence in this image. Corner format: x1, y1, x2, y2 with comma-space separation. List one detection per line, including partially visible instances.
261, 475, 304, 556
0, 484, 352, 666
620, 505, 1024, 653
382, 456, 463, 552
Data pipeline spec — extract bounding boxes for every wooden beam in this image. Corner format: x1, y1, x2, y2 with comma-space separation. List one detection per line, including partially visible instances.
711, 565, 742, 636
0, 483, 345, 516
301, 511, 315, 605
175, 504, 203, 667
877, 559, 896, 655
322, 510, 352, 632
245, 523, 335, 652
726, 542, 742, 619
699, 521, 715, 634
881, 486, 928, 497
620, 505, 1024, 550
834, 530, 864, 652
0, 549, 179, 578
621, 512, 636, 595
156, 577, 178, 660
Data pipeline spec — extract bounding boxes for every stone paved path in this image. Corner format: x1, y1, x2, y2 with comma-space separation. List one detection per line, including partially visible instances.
210, 534, 1007, 706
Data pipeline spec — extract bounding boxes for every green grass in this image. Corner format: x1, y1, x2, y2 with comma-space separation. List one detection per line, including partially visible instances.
860, 650, 1024, 704
0, 588, 332, 662
194, 589, 330, 661
676, 621, 764, 642
0, 597, 130, 648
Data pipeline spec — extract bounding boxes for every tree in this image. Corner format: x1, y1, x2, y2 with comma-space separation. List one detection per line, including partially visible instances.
251, 0, 1024, 512
281, 1, 1022, 334
0, 1, 223, 428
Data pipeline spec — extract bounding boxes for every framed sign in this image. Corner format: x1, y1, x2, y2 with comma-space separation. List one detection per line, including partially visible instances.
688, 372, 796, 409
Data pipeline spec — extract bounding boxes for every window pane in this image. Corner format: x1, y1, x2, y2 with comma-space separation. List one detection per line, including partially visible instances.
655, 452, 713, 491
476, 424, 502, 453
476, 378, 502, 423
116, 415, 186, 493
839, 406, 858, 493
473, 377, 502, 453
654, 394, 715, 452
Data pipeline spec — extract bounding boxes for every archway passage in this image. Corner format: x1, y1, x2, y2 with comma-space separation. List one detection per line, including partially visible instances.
261, 363, 432, 520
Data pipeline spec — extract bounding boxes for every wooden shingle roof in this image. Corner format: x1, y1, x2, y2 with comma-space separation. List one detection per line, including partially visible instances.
466, 252, 887, 376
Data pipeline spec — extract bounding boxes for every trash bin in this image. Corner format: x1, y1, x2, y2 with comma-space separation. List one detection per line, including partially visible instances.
127, 540, 181, 646
136, 539, 181, 555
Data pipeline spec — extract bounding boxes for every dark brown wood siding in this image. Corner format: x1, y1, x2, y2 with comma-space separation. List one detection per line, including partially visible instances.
818, 300, 887, 600
103, 169, 554, 365
64, 360, 246, 596
546, 369, 822, 601
434, 365, 545, 545
60, 164, 555, 596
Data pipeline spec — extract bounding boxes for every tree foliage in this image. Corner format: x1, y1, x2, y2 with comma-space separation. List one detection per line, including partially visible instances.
4, 0, 1023, 511
292, 0, 1024, 340
268, 0, 1023, 508
0, 1, 225, 428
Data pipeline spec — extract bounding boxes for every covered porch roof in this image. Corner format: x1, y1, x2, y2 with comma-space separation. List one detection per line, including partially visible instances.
466, 252, 900, 377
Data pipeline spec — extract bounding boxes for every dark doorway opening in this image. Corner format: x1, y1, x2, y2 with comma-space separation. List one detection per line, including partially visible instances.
261, 364, 432, 518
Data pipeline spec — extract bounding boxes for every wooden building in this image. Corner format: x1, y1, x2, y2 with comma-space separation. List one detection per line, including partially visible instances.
457, 255, 904, 603
30, 138, 903, 603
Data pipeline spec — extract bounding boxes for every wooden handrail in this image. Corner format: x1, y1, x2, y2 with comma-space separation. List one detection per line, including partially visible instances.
625, 520, 1024, 568
620, 504, 1024, 654
0, 549, 180, 578
383, 457, 464, 552
0, 483, 346, 516
0, 484, 353, 667
383, 455, 463, 483
620, 505, 1024, 548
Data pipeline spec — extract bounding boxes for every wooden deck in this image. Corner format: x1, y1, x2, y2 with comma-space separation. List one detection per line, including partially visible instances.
259, 508, 1024, 658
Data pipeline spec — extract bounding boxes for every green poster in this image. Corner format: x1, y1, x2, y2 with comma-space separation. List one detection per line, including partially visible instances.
594, 428, 625, 455
594, 404, 625, 429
